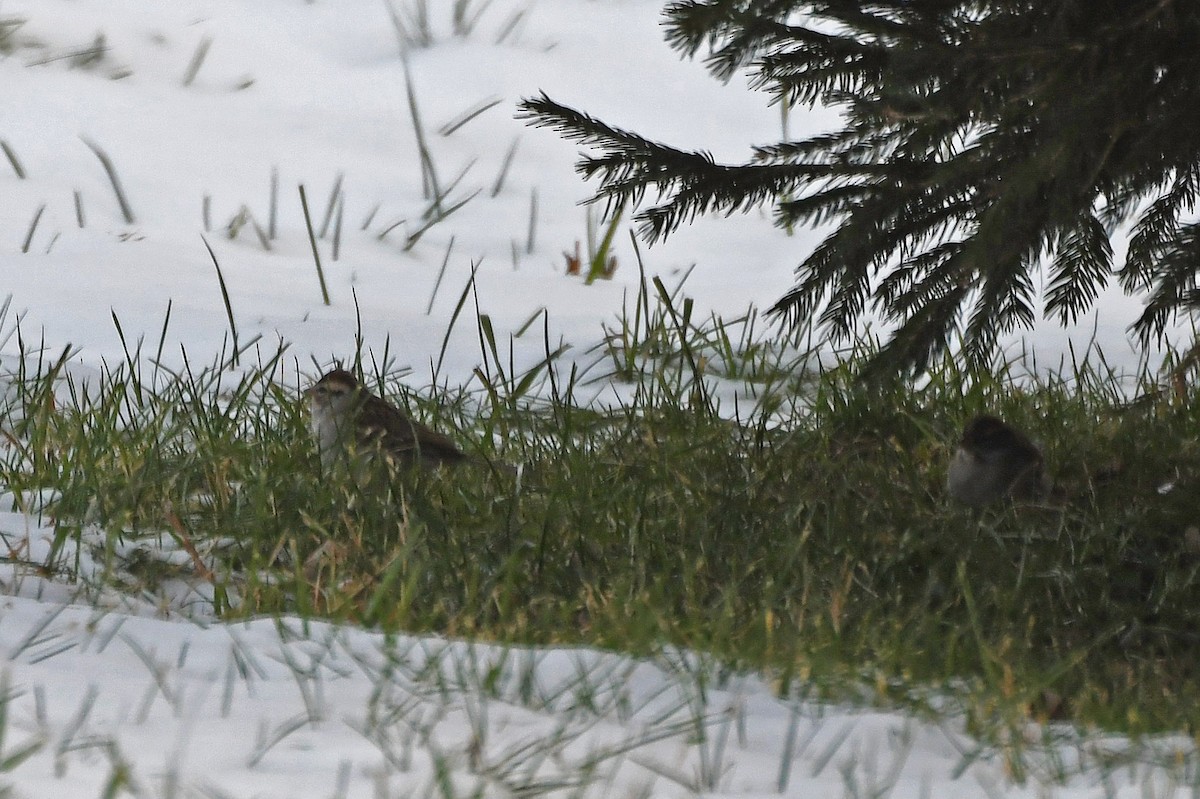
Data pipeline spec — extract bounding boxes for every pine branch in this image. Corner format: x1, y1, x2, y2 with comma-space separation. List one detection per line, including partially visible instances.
862, 287, 968, 379
963, 253, 1037, 369
517, 93, 706, 187
665, 1, 814, 80
1121, 163, 1200, 292
1130, 222, 1200, 344
877, 242, 968, 320
1045, 213, 1113, 323
524, 0, 1200, 372
520, 93, 821, 241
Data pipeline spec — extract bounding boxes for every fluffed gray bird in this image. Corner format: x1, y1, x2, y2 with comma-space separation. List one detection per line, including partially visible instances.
947, 414, 1044, 506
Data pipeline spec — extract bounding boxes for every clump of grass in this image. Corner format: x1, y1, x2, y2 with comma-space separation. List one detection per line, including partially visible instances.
2, 293, 1200, 744
383, 0, 504, 50
0, 16, 27, 55
562, 205, 624, 284
223, 205, 271, 250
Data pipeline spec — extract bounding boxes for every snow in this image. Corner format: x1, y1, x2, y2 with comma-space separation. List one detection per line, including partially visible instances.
0, 0, 1194, 795
2, 579, 1198, 798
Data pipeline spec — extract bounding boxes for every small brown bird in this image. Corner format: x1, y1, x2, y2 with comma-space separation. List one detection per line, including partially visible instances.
307, 368, 469, 472
947, 414, 1044, 506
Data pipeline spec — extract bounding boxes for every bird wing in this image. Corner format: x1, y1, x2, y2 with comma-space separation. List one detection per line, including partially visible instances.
357, 397, 466, 465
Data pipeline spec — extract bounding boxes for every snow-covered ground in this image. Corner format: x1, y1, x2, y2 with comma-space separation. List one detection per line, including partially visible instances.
2, 0, 819, 386
4, 581, 1198, 799
1, 1, 1194, 796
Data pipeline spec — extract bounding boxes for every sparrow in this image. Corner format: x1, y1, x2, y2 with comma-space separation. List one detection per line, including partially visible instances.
947, 414, 1044, 506
306, 368, 469, 472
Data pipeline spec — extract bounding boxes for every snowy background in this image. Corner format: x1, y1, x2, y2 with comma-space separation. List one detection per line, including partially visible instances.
0, 1, 1193, 796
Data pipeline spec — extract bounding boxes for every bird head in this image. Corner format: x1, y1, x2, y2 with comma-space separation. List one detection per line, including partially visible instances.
307, 369, 361, 415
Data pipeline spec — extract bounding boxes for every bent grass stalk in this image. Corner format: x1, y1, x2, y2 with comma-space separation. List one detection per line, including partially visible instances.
181, 34, 212, 86
201, 235, 240, 364
298, 184, 331, 305
1, 140, 25, 179
81, 138, 135, 224
20, 204, 44, 254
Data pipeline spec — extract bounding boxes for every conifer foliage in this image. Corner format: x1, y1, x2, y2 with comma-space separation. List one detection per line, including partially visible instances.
519, 1, 1200, 371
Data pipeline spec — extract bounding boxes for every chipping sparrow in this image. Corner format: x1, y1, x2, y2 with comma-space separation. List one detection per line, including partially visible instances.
307, 368, 469, 472
947, 414, 1044, 506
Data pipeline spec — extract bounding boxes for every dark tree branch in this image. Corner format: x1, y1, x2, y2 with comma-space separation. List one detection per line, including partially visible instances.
520, 0, 1200, 372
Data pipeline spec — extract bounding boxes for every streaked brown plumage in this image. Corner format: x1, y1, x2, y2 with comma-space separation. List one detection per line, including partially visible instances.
307, 368, 468, 471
